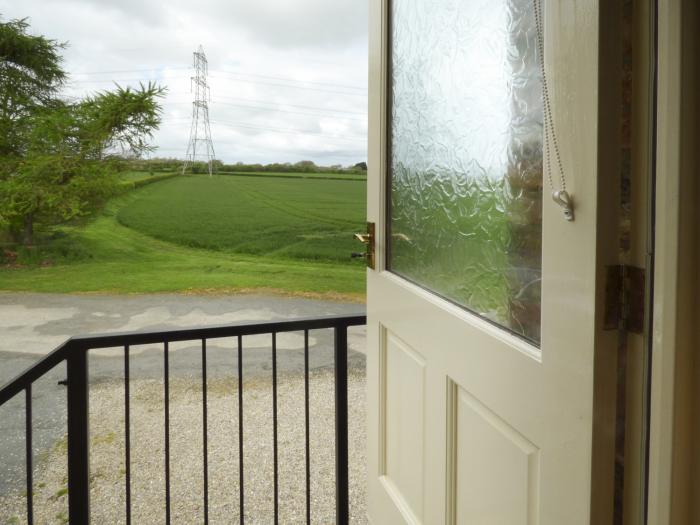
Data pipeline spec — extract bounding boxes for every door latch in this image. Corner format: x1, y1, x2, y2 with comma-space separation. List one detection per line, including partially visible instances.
352, 222, 375, 269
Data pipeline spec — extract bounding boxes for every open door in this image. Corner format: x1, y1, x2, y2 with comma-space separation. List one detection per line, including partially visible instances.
365, 0, 617, 523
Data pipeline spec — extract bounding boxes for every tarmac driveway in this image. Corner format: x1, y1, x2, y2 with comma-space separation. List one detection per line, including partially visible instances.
0, 293, 366, 495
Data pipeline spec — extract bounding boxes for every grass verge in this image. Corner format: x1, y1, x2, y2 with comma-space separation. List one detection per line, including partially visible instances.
0, 195, 366, 299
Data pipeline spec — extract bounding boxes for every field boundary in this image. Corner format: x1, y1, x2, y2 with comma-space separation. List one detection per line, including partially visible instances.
118, 172, 180, 190
214, 171, 367, 182
0, 170, 367, 296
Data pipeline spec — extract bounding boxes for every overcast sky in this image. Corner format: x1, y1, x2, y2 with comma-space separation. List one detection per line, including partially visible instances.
1, 0, 369, 166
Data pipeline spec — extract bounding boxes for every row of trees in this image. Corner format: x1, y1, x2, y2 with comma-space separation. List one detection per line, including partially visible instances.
127, 158, 368, 175
0, 18, 164, 245
221, 160, 367, 174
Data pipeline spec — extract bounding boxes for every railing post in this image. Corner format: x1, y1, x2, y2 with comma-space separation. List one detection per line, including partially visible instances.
334, 325, 350, 525
67, 346, 90, 524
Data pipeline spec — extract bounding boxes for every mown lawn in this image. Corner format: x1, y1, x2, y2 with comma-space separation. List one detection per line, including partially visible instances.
0, 174, 367, 298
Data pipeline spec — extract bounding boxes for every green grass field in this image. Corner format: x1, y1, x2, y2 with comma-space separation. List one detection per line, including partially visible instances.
117, 174, 366, 261
0, 173, 367, 298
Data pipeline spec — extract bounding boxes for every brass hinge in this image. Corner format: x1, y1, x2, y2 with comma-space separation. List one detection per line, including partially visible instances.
603, 265, 646, 334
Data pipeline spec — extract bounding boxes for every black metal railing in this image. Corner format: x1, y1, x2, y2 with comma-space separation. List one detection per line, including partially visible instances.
0, 313, 366, 524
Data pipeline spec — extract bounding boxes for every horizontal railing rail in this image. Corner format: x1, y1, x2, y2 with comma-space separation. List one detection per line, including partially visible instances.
0, 313, 366, 525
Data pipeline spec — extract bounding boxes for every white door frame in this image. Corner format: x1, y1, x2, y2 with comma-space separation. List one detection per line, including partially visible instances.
647, 0, 699, 523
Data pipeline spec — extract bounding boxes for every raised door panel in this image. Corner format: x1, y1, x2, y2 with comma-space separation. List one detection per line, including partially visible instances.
381, 330, 426, 523
451, 383, 540, 525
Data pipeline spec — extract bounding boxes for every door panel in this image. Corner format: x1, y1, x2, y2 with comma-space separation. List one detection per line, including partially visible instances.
382, 330, 426, 521
452, 383, 540, 525
367, 0, 608, 523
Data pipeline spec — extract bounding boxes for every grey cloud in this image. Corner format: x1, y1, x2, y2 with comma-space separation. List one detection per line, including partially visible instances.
0, 0, 368, 165
219, 0, 369, 49
64, 0, 368, 50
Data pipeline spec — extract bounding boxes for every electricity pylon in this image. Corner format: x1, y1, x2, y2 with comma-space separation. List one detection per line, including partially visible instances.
182, 45, 216, 176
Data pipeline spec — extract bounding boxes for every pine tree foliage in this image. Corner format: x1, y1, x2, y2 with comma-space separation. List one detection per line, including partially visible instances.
0, 18, 164, 244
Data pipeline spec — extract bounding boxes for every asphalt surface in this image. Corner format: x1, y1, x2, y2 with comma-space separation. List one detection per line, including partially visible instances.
0, 293, 366, 496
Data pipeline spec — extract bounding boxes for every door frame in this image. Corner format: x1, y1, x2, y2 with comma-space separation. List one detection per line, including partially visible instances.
646, 0, 699, 523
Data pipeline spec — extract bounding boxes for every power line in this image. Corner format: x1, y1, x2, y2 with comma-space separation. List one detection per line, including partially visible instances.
71, 67, 189, 76
71, 66, 367, 91
67, 74, 367, 97
208, 70, 366, 92
66, 78, 177, 84
208, 75, 366, 96
163, 116, 365, 142
69, 64, 368, 148
163, 100, 366, 122
154, 146, 365, 158
208, 119, 365, 141
64, 87, 367, 117
211, 95, 366, 116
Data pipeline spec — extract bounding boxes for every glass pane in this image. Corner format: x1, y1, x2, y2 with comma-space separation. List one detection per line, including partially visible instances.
388, 0, 543, 343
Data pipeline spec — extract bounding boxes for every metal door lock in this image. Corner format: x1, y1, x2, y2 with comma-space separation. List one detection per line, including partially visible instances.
352, 222, 375, 269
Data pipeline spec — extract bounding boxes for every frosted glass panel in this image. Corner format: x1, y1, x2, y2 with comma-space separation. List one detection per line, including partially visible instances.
388, 0, 543, 343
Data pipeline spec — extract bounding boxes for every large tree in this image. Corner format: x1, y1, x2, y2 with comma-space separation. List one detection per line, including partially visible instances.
0, 18, 164, 244
0, 18, 66, 158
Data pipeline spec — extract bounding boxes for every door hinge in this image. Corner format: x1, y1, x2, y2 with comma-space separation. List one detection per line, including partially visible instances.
603, 265, 646, 334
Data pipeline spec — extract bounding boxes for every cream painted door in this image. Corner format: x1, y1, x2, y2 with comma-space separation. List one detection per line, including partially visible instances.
366, 0, 609, 524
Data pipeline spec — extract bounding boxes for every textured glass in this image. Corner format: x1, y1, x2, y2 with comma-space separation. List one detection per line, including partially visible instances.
388, 0, 543, 343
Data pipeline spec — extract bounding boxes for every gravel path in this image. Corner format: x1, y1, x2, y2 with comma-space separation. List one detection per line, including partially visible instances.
0, 366, 367, 524
0, 293, 367, 524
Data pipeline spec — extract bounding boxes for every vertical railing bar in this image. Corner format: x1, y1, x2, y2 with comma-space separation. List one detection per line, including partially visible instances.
0, 317, 368, 525
334, 325, 350, 525
304, 329, 311, 525
164, 341, 171, 525
124, 345, 132, 525
202, 338, 209, 524
272, 332, 279, 524
237, 334, 245, 524
67, 348, 90, 524
25, 385, 33, 525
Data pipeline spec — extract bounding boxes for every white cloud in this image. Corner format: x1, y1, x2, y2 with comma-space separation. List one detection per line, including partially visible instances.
0, 0, 368, 165
216, 0, 368, 49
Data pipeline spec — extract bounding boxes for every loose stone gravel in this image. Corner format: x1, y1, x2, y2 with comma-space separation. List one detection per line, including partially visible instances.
0, 368, 366, 524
